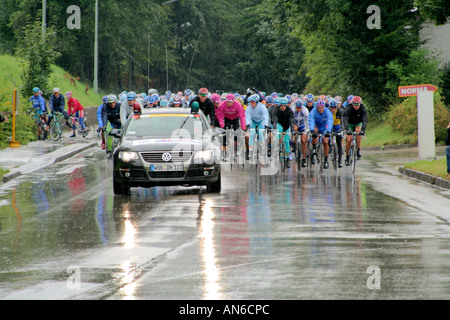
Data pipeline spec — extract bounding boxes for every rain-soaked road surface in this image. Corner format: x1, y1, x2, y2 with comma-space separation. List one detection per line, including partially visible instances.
0, 147, 449, 300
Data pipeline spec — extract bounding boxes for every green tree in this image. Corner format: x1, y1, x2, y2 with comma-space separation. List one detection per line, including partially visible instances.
15, 13, 60, 98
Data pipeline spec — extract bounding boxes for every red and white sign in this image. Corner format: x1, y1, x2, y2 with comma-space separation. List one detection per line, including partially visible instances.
398, 84, 438, 97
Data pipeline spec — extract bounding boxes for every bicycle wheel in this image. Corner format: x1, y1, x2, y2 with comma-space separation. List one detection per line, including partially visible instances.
279, 139, 286, 174
49, 121, 62, 141
331, 139, 338, 172
318, 140, 323, 175
296, 140, 302, 172
351, 142, 357, 177
37, 121, 47, 140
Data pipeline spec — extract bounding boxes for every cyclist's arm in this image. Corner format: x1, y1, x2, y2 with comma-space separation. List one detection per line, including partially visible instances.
97, 104, 104, 128
361, 104, 368, 133
238, 104, 246, 130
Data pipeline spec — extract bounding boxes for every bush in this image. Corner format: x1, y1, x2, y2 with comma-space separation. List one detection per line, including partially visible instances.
386, 93, 450, 143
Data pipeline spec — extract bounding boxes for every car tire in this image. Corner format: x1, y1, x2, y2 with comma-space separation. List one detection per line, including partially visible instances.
113, 176, 130, 195
206, 170, 221, 193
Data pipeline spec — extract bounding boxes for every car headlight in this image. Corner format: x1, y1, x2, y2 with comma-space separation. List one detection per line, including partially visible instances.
194, 150, 215, 164
119, 151, 139, 162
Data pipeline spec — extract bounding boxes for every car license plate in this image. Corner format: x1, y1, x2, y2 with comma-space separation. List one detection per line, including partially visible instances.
150, 163, 184, 172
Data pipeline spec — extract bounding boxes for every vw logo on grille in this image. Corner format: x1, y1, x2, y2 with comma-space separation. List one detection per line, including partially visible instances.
162, 152, 172, 162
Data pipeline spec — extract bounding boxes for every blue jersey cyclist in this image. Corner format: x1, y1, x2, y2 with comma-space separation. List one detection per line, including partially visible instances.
245, 94, 269, 159
29, 87, 46, 114
308, 99, 334, 169
293, 99, 310, 168
303, 93, 317, 113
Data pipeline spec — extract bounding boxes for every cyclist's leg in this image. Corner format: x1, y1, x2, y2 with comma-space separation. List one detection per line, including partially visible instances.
354, 123, 363, 158
106, 121, 114, 153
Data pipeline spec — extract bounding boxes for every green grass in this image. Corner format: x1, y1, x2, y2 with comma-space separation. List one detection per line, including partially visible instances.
0, 168, 9, 181
404, 158, 449, 180
0, 54, 106, 108
363, 122, 417, 147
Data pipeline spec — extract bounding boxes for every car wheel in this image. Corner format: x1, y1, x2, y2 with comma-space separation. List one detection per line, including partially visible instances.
206, 171, 221, 193
113, 176, 130, 195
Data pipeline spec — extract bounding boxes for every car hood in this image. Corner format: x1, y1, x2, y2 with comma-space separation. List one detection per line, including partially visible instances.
119, 137, 212, 152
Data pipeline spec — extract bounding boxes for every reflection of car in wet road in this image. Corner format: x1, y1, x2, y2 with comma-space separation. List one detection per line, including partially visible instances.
110, 107, 222, 195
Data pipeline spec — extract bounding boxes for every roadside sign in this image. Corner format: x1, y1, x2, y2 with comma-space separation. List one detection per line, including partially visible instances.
398, 84, 438, 97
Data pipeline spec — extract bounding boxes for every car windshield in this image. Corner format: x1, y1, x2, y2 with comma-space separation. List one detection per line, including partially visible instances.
124, 114, 207, 138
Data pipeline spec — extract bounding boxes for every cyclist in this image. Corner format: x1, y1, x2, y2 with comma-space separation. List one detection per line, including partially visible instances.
342, 95, 354, 109
328, 98, 344, 167
304, 94, 317, 113
170, 97, 182, 107
66, 91, 86, 138
210, 93, 221, 128
245, 93, 270, 160
216, 94, 246, 154
308, 99, 333, 169
243, 87, 264, 105
47, 87, 69, 129
29, 87, 48, 128
272, 97, 295, 168
343, 96, 368, 165
100, 94, 122, 156
293, 99, 310, 168
97, 95, 109, 149
190, 88, 215, 127
120, 91, 142, 126
182, 89, 192, 108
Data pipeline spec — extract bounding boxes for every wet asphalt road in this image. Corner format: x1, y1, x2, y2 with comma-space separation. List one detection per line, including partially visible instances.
0, 147, 449, 300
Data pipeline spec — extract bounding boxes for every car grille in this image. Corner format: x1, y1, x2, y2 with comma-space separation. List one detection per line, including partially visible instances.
148, 171, 186, 179
140, 151, 193, 163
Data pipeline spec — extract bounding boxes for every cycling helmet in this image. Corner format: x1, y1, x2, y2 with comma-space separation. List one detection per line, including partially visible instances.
148, 88, 158, 95
108, 94, 117, 103
199, 88, 208, 96
280, 97, 288, 105
173, 97, 181, 105
236, 97, 244, 106
53, 87, 60, 93
159, 99, 168, 107
295, 99, 303, 108
271, 92, 278, 98
305, 94, 315, 103
65, 91, 72, 98
127, 91, 136, 100
226, 93, 235, 102
335, 96, 342, 103
266, 96, 274, 104
347, 95, 354, 102
184, 89, 192, 96
220, 93, 227, 101
317, 99, 326, 107
248, 94, 260, 103
274, 97, 280, 105
352, 96, 362, 105
210, 93, 221, 104
119, 93, 127, 101
32, 87, 40, 93
329, 98, 338, 108
285, 95, 292, 103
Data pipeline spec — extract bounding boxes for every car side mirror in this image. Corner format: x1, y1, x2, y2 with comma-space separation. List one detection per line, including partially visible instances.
212, 128, 226, 137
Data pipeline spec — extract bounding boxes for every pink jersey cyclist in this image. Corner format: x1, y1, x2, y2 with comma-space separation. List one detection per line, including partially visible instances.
215, 94, 246, 130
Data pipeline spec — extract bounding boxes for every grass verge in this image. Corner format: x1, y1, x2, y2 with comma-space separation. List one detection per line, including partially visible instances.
404, 158, 449, 180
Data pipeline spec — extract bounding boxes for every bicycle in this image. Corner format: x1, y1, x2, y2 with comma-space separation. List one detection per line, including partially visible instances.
278, 131, 290, 174
48, 111, 65, 141
293, 130, 309, 173
248, 126, 269, 167
27, 107, 48, 141
330, 131, 343, 172
346, 131, 365, 179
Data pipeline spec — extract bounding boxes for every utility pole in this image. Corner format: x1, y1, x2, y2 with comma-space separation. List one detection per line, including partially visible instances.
93, 0, 99, 94
42, 0, 47, 40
